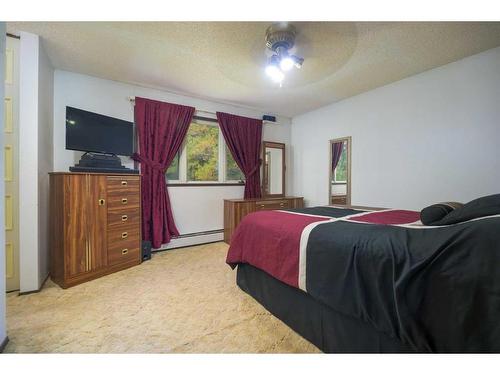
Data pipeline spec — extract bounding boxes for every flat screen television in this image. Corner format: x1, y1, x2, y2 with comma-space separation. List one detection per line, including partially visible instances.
65, 106, 134, 156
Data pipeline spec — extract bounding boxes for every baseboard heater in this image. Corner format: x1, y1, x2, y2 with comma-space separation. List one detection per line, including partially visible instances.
155, 229, 224, 251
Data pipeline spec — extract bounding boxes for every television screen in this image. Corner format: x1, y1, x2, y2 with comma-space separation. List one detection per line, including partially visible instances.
65, 106, 134, 156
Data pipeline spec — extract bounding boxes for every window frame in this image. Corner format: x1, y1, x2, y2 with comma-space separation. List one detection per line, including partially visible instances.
165, 116, 245, 186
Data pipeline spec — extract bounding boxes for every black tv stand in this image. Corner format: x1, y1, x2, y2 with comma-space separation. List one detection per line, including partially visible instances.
70, 152, 139, 174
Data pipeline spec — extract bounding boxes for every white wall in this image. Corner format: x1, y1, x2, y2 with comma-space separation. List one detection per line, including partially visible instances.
18, 32, 54, 292
0, 22, 8, 348
53, 71, 292, 246
292, 47, 500, 210
37, 39, 54, 286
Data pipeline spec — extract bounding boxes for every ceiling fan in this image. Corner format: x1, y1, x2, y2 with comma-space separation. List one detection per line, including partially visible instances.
265, 23, 304, 85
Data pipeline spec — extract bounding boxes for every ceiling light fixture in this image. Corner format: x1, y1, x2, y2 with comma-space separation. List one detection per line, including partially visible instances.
279, 57, 295, 71
265, 23, 304, 85
265, 55, 285, 83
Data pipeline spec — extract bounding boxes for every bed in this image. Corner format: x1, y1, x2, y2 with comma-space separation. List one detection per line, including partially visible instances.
226, 205, 500, 353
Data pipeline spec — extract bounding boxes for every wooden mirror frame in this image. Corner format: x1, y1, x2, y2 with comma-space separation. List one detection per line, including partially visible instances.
261, 141, 286, 198
328, 136, 352, 206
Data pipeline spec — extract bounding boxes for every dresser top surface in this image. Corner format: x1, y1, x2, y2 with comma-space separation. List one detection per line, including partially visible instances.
224, 196, 303, 203
49, 172, 141, 177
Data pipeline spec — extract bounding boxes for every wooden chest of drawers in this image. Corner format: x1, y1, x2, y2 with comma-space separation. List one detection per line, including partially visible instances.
223, 196, 304, 244
49, 172, 142, 288
331, 195, 347, 205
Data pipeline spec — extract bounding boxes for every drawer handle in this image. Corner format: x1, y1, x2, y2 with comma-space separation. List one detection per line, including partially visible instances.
121, 232, 128, 239
98, 198, 105, 206
260, 205, 265, 208
121, 181, 128, 186
121, 215, 128, 222
121, 198, 128, 204
280, 203, 284, 207
122, 248, 128, 255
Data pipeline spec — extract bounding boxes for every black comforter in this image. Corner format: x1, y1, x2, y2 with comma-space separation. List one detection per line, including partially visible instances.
297, 207, 500, 352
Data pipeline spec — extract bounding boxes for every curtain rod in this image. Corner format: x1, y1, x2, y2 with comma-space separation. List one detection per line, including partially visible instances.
127, 96, 216, 116
6, 33, 20, 39
127, 97, 270, 123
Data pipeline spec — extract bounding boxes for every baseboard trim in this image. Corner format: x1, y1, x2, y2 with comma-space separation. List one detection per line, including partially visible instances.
175, 229, 223, 239
0, 336, 9, 353
153, 240, 223, 253
155, 229, 224, 251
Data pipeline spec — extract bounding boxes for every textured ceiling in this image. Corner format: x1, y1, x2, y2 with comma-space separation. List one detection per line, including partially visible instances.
7, 22, 500, 117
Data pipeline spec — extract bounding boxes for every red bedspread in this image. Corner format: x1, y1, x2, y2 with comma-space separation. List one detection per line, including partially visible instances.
226, 210, 330, 288
346, 209, 421, 225
226, 207, 422, 289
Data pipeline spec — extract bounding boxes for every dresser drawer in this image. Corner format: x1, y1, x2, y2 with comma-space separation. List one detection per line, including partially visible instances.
107, 194, 141, 211
331, 195, 347, 205
108, 239, 141, 266
108, 208, 141, 228
255, 199, 290, 210
107, 176, 140, 196
108, 224, 140, 244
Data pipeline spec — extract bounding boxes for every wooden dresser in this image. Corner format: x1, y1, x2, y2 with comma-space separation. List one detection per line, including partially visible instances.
223, 196, 304, 244
49, 172, 142, 288
331, 195, 347, 205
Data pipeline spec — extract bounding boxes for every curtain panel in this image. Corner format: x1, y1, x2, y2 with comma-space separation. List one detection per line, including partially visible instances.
331, 141, 344, 173
132, 97, 195, 248
216, 112, 263, 199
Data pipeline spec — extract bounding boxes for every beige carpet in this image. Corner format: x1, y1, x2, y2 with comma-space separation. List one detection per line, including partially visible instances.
5, 242, 320, 353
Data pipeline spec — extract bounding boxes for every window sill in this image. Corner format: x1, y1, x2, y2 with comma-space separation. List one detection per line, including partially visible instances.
166, 182, 245, 187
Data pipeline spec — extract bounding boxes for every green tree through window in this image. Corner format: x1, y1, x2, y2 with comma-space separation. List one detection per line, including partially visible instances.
166, 152, 180, 181
334, 143, 347, 182
225, 145, 244, 181
186, 122, 219, 181
165, 121, 245, 183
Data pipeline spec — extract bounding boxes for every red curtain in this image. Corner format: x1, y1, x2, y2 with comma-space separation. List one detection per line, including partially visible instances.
332, 141, 344, 173
216, 112, 263, 199
132, 97, 195, 248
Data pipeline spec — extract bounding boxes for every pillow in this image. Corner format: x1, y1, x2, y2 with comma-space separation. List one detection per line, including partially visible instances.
420, 202, 463, 225
431, 194, 500, 225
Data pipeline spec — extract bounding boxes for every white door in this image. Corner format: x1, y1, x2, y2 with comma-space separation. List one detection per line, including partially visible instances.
4, 35, 20, 292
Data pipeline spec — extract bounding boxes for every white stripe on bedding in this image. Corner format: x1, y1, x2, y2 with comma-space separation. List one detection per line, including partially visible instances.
275, 210, 336, 219
297, 210, 500, 292
339, 212, 500, 229
297, 210, 382, 292
276, 206, 375, 219
298, 220, 328, 292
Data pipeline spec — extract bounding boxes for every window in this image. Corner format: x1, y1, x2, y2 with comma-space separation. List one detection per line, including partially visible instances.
333, 142, 347, 183
166, 152, 180, 181
225, 144, 244, 181
165, 118, 244, 184
186, 122, 219, 181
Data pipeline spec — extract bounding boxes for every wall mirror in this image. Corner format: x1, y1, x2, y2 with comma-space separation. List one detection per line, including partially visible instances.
262, 141, 285, 197
329, 137, 351, 206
